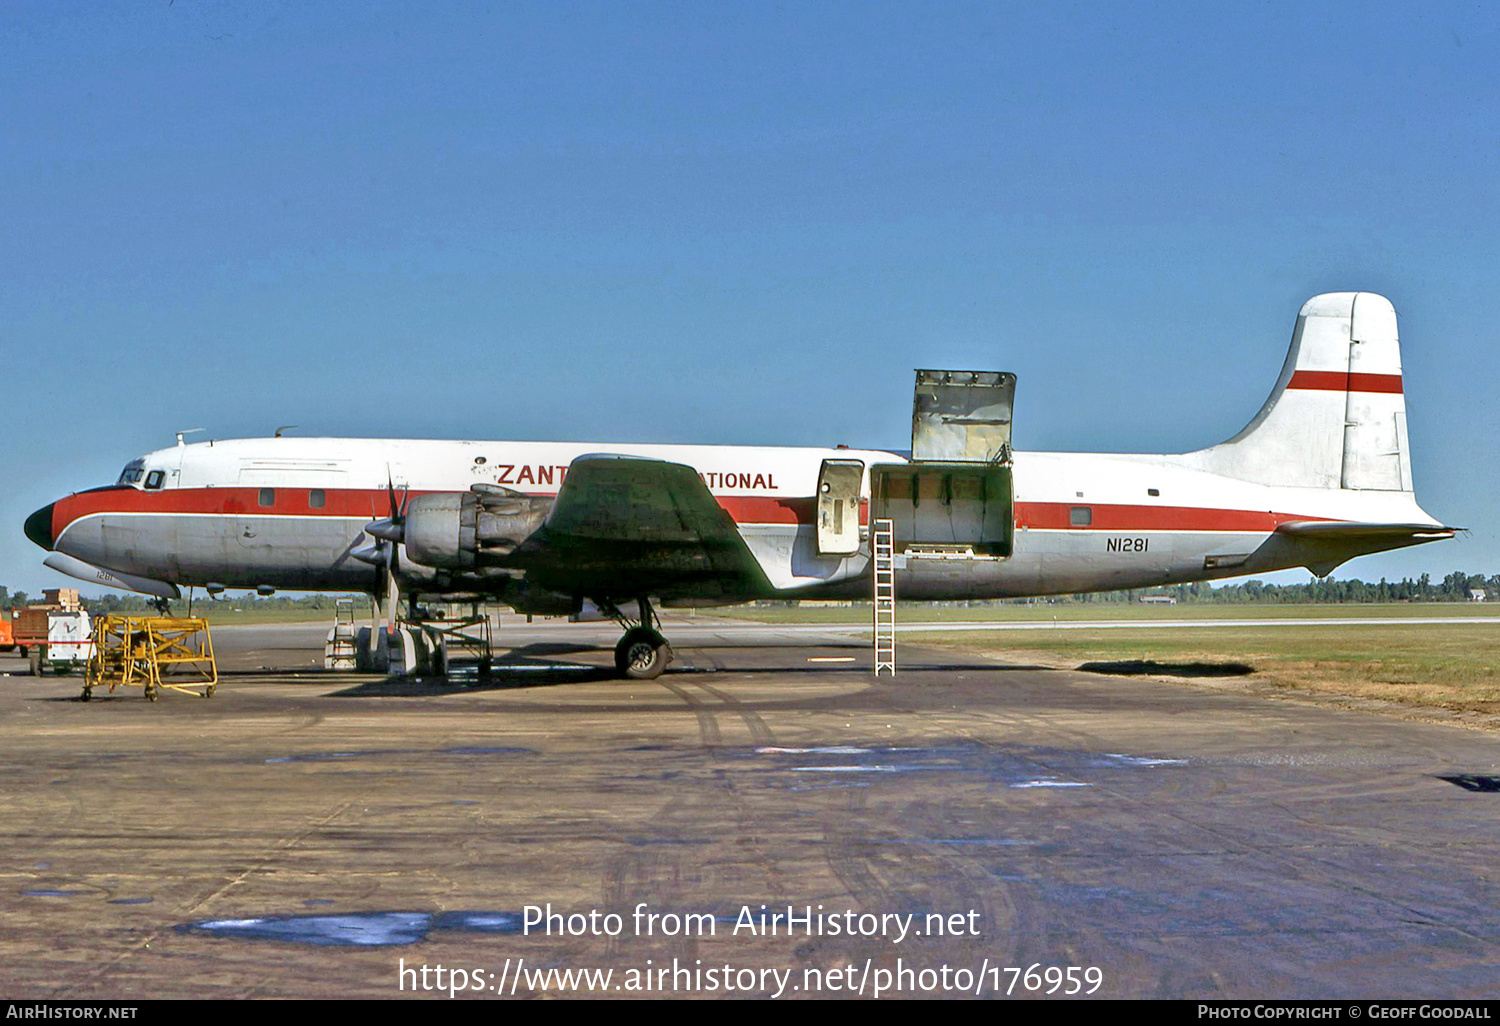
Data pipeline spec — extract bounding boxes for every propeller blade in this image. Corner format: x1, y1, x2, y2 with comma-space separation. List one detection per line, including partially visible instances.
383, 559, 400, 650
379, 465, 410, 669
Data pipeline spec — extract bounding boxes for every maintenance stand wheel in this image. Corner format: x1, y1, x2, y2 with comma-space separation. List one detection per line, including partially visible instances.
614, 627, 671, 680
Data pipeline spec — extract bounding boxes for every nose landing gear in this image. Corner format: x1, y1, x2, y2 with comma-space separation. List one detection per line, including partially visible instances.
604, 597, 673, 680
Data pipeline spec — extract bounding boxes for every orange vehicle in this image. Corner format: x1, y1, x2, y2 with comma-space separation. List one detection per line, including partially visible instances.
0, 615, 15, 653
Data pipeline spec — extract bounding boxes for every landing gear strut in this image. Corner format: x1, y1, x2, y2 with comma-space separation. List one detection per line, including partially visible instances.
607, 597, 672, 680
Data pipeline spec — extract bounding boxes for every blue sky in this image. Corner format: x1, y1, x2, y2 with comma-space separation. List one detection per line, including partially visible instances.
2, 1, 1496, 593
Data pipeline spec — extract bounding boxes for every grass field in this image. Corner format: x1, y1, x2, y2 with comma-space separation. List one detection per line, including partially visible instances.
164, 605, 370, 625
719, 602, 1500, 721
914, 622, 1500, 717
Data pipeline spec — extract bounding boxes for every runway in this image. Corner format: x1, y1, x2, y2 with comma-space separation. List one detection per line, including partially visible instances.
189, 612, 1500, 665
890, 615, 1500, 631
506, 614, 1500, 636
3, 617, 1500, 999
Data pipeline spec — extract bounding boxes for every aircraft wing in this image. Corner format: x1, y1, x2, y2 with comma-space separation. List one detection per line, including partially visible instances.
512, 455, 772, 600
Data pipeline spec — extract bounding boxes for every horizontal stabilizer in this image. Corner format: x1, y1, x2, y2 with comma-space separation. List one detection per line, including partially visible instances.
1275, 521, 1456, 542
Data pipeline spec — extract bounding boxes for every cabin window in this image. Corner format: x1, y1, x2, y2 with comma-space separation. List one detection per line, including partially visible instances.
309, 489, 326, 508
117, 465, 145, 486
144, 470, 165, 490
1070, 506, 1092, 527
1148, 488, 1160, 497
258, 488, 275, 508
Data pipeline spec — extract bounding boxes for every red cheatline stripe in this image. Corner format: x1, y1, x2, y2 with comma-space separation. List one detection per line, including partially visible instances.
1287, 370, 1403, 394
51, 486, 1334, 536
1014, 503, 1326, 532
50, 487, 816, 528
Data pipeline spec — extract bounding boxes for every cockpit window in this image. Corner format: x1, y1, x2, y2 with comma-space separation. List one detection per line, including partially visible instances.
144, 470, 165, 490
116, 462, 145, 486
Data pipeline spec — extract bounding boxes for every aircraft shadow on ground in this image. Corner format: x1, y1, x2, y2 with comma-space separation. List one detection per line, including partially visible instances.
1077, 659, 1255, 678
1438, 774, 1500, 793
330, 645, 616, 695
36, 693, 130, 703
325, 653, 1058, 697
25, 650, 1084, 702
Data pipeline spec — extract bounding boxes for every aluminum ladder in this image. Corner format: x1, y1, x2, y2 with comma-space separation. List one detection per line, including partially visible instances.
872, 518, 896, 676
324, 598, 360, 671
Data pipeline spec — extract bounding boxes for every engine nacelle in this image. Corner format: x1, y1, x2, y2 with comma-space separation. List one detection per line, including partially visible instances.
404, 488, 552, 569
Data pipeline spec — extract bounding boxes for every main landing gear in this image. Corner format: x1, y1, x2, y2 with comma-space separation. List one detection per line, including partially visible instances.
605, 597, 673, 680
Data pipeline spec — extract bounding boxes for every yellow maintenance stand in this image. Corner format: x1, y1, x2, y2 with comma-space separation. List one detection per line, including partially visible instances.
83, 616, 217, 702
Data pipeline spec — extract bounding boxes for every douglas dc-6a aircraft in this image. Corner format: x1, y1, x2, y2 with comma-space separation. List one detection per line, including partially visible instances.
24, 293, 1454, 678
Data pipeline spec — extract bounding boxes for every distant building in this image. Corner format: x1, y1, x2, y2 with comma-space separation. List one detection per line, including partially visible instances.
1467, 587, 1487, 603
1139, 594, 1178, 605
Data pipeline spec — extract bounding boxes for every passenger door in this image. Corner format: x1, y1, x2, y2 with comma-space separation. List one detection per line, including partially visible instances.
816, 459, 864, 556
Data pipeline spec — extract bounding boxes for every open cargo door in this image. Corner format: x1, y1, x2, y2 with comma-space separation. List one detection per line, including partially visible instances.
911, 369, 1014, 462
872, 369, 1017, 559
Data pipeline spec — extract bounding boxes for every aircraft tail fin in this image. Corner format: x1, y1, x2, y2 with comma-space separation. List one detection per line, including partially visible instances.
1181, 292, 1413, 491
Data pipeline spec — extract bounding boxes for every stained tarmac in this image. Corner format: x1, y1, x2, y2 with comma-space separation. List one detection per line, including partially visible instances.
262, 746, 535, 764
3, 619, 1500, 998
181, 910, 530, 947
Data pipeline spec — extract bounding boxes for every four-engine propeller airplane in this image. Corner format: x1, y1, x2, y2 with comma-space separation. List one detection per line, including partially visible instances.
24, 293, 1454, 678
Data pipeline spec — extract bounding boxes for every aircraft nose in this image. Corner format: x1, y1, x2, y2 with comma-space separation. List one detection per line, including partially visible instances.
24, 503, 55, 550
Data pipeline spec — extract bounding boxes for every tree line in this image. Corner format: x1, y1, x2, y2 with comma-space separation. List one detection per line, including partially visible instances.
0, 588, 360, 614
0, 571, 1493, 614
1051, 571, 1494, 605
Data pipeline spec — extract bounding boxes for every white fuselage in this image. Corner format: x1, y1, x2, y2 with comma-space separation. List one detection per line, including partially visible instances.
38, 434, 1444, 603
